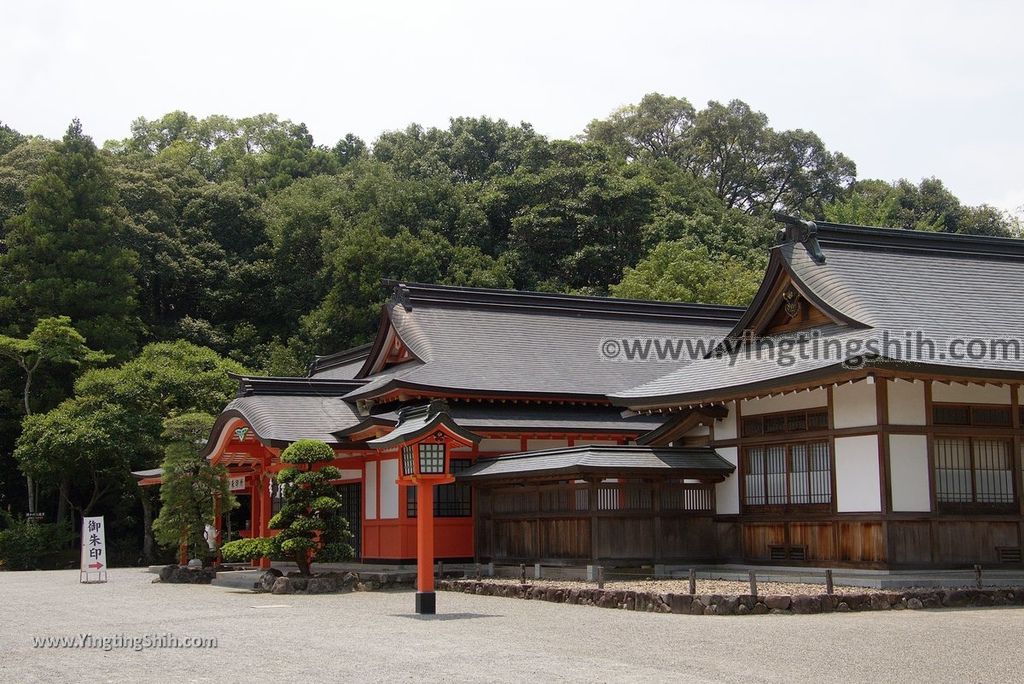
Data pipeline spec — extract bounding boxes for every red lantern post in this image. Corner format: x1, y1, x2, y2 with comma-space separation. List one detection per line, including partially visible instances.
369, 402, 480, 615
405, 437, 454, 613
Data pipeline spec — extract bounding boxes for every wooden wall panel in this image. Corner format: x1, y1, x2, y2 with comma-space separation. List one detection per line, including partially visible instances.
492, 519, 536, 561
837, 521, 885, 563
888, 521, 932, 565
539, 519, 590, 559
742, 523, 786, 560
714, 522, 742, 561
789, 522, 835, 561
595, 518, 654, 560
934, 521, 1019, 564
659, 517, 717, 560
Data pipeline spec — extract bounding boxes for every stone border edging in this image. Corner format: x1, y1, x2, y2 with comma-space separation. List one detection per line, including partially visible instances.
437, 579, 1024, 615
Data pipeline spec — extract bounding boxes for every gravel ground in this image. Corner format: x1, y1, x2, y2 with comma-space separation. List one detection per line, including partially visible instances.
1, 568, 1022, 683
482, 577, 892, 595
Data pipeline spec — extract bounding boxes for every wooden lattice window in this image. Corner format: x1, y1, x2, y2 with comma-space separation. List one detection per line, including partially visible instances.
933, 404, 1012, 427
406, 458, 473, 518
935, 438, 1015, 508
742, 409, 828, 438
743, 441, 831, 507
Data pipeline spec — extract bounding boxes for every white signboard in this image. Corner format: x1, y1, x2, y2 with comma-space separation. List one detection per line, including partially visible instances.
228, 475, 247, 492
80, 516, 108, 584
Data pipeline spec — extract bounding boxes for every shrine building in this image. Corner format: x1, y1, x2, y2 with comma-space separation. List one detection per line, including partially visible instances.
192, 220, 1024, 570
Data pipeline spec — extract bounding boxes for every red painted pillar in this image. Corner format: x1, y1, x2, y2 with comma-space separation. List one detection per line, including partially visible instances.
258, 474, 272, 569
416, 482, 436, 613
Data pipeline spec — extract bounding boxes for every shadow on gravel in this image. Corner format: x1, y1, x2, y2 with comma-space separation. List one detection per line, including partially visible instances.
392, 613, 501, 621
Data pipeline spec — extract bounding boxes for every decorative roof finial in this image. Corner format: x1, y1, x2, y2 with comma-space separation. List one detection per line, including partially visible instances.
773, 213, 826, 264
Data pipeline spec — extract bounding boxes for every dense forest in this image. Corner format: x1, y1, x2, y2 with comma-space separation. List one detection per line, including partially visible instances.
0, 93, 1018, 565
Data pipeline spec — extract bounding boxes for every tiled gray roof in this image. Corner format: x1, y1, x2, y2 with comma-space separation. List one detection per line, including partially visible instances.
308, 344, 372, 379
221, 395, 364, 445
615, 224, 1024, 407
459, 445, 735, 480
784, 223, 1024, 336
344, 283, 743, 401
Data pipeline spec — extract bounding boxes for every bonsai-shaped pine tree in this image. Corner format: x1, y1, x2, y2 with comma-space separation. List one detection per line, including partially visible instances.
268, 439, 353, 576
151, 413, 236, 563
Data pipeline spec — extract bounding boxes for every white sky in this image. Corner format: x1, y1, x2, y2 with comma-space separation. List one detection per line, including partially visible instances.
3, 0, 1022, 212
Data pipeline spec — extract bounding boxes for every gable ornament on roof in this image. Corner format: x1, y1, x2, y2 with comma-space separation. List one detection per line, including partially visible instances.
774, 213, 826, 264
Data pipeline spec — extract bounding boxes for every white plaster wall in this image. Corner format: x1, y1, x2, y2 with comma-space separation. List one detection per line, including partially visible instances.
887, 379, 927, 425
741, 388, 827, 416
834, 435, 881, 512
528, 439, 569, 451
378, 458, 399, 519
477, 438, 522, 453
888, 434, 931, 512
364, 461, 377, 520
715, 447, 740, 515
833, 380, 878, 429
714, 401, 738, 441
335, 469, 361, 481
573, 439, 618, 447
932, 382, 1010, 404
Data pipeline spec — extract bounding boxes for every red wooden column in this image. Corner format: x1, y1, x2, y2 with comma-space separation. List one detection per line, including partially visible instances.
257, 473, 272, 569
416, 482, 436, 598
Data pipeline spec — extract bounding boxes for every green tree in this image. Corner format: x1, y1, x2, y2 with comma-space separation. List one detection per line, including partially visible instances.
0, 136, 57, 240
1, 120, 140, 357
825, 177, 1015, 236
585, 95, 856, 215
0, 316, 107, 514
14, 341, 243, 556
151, 413, 235, 563
610, 239, 764, 306
0, 121, 25, 157
302, 223, 510, 352
15, 397, 134, 526
585, 93, 696, 162
269, 440, 352, 576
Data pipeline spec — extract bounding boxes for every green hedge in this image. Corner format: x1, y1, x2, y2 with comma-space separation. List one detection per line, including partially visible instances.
220, 537, 277, 562
0, 521, 73, 571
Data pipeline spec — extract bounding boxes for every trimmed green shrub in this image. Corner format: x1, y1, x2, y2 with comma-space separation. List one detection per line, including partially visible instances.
220, 537, 275, 563
238, 439, 354, 575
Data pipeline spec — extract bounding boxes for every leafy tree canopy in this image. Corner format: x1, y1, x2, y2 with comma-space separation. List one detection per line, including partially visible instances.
1, 120, 140, 357
610, 239, 764, 306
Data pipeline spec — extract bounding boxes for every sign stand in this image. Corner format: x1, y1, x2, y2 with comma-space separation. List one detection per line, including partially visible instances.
80, 515, 108, 584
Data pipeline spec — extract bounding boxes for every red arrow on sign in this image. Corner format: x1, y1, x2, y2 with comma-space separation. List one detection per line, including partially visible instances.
88, 562, 104, 570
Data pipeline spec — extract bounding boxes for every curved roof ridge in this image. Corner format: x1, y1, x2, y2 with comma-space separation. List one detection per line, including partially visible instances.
308, 343, 372, 377
813, 221, 1024, 259
384, 279, 745, 323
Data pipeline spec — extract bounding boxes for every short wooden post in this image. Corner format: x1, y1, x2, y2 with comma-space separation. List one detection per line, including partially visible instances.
597, 566, 605, 589
825, 569, 834, 595
688, 568, 696, 595
748, 571, 757, 598
475, 564, 481, 581
436, 560, 443, 579
519, 563, 526, 584
974, 564, 983, 589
